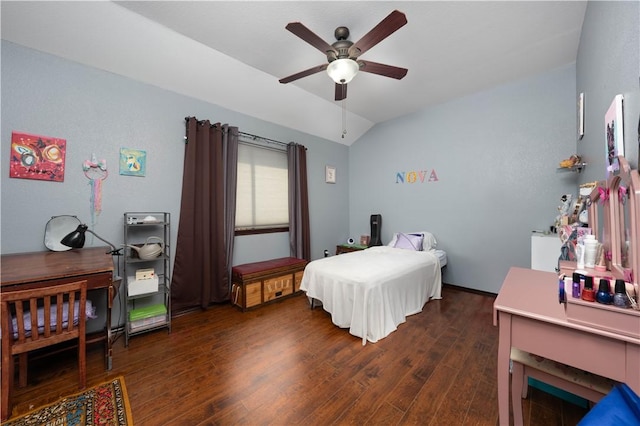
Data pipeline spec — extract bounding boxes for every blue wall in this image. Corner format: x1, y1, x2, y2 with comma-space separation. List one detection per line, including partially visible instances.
576, 0, 640, 179
348, 0, 639, 294
2, 0, 638, 305
1, 41, 350, 326
349, 65, 578, 293
1, 41, 350, 264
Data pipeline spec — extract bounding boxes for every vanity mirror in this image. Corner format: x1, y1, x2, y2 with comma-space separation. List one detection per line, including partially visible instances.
609, 156, 639, 286
588, 180, 610, 269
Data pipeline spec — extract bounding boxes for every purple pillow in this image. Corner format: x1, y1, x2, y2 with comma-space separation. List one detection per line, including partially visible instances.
393, 233, 423, 251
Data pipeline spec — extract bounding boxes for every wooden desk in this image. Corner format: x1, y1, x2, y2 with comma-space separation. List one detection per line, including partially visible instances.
1, 247, 116, 370
493, 267, 640, 425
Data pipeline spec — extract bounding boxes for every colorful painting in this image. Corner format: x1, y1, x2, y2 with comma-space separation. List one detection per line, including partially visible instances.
605, 94, 624, 179
119, 148, 146, 177
9, 131, 66, 182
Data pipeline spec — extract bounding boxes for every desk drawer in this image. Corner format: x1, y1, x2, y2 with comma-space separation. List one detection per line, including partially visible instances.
3, 272, 113, 292
511, 315, 627, 382
566, 297, 640, 339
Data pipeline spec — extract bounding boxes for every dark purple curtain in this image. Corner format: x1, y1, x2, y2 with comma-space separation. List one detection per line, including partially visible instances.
287, 143, 310, 261
172, 118, 238, 312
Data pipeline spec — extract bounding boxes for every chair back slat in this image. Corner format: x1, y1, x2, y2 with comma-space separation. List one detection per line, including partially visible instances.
66, 291, 75, 333
13, 302, 25, 343
43, 296, 51, 337
53, 294, 61, 335
0, 281, 87, 352
29, 299, 40, 341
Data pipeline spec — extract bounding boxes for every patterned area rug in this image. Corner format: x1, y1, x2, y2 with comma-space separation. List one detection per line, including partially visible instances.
3, 376, 133, 426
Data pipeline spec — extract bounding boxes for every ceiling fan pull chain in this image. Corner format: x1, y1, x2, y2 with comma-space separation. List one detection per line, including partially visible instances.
342, 98, 347, 138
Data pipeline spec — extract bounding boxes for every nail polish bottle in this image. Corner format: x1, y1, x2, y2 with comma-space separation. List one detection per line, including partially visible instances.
564, 276, 572, 299
596, 279, 612, 304
612, 279, 631, 308
572, 272, 581, 298
581, 276, 595, 302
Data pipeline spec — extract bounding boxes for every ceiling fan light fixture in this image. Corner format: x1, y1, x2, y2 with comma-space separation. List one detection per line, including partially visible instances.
327, 58, 359, 84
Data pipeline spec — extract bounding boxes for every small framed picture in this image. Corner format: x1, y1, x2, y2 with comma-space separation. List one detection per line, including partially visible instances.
578, 92, 584, 139
119, 147, 146, 177
605, 94, 624, 178
325, 165, 336, 183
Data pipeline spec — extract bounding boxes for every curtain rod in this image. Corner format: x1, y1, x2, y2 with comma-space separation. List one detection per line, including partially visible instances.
238, 131, 288, 147
184, 117, 291, 148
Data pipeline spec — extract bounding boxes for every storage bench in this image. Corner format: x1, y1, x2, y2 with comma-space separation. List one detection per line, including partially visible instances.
231, 257, 307, 311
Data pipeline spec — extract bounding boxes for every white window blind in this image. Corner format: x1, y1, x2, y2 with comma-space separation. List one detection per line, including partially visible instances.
235, 143, 289, 230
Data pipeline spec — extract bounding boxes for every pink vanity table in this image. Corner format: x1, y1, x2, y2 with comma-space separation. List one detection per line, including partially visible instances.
494, 266, 640, 425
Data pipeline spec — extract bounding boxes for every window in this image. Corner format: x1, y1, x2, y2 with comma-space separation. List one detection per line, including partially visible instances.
235, 143, 288, 233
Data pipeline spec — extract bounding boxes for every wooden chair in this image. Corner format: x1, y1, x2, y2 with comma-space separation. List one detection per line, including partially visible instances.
1, 280, 87, 421
510, 347, 617, 425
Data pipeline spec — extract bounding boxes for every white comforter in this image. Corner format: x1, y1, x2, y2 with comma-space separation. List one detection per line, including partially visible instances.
300, 246, 442, 344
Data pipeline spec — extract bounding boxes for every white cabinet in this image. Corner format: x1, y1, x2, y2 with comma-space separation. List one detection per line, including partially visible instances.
531, 233, 562, 273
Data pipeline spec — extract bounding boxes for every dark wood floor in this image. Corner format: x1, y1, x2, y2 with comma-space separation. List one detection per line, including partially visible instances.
7, 286, 590, 425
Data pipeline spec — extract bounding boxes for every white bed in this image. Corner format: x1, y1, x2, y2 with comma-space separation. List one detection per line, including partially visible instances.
300, 243, 443, 344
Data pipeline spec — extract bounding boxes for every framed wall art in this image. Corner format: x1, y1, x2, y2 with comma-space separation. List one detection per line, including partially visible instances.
325, 165, 336, 184
578, 92, 584, 139
119, 147, 146, 177
9, 131, 66, 182
605, 94, 624, 179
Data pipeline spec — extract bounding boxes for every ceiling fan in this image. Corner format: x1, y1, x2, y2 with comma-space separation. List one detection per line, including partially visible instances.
279, 10, 408, 101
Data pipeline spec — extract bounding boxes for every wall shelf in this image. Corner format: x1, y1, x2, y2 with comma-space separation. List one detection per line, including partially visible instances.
557, 162, 587, 173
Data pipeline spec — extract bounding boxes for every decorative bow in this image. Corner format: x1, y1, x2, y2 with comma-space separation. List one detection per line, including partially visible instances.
598, 187, 609, 204
618, 185, 627, 204
83, 158, 107, 171
623, 269, 633, 284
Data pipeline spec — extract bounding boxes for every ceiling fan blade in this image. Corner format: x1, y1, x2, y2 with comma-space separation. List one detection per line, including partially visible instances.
286, 22, 337, 55
279, 64, 328, 84
349, 10, 407, 58
358, 60, 408, 80
335, 83, 347, 101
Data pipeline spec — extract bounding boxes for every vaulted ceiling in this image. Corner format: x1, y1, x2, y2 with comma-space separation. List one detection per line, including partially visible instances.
1, 1, 587, 145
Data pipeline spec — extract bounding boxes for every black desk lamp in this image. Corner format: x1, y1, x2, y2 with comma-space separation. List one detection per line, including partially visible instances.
61, 224, 121, 256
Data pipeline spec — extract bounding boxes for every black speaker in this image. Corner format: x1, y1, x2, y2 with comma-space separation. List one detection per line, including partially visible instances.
369, 214, 382, 247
